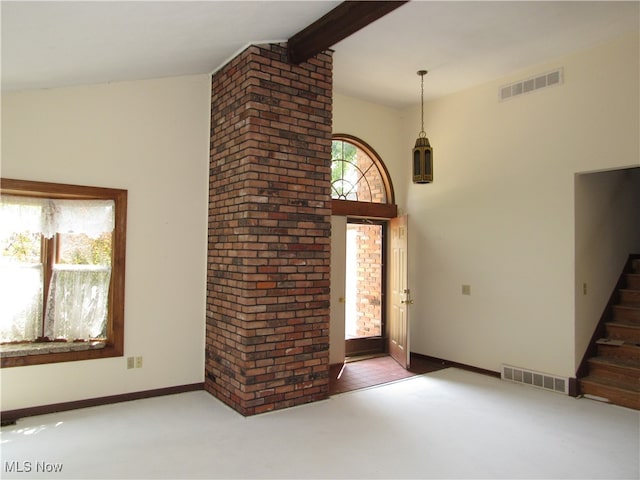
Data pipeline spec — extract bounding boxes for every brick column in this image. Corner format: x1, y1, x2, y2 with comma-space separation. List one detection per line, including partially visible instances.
206, 43, 332, 415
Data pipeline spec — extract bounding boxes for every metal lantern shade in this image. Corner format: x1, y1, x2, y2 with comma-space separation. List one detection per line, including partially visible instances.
412, 69, 433, 184
413, 135, 432, 183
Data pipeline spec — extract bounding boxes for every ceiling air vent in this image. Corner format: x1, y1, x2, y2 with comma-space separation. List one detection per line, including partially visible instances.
499, 68, 563, 101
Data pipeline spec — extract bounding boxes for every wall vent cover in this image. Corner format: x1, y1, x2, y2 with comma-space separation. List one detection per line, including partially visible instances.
501, 364, 568, 394
499, 68, 563, 101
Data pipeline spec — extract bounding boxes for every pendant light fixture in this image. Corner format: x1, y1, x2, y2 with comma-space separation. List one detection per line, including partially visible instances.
412, 70, 433, 184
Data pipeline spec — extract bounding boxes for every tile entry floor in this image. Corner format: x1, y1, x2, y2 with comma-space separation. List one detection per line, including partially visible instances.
328, 354, 446, 395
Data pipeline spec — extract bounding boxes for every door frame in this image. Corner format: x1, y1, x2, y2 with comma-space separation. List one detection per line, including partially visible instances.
329, 134, 399, 363
344, 217, 388, 357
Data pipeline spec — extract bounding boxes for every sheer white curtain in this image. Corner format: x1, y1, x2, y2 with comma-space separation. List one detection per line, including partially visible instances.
0, 196, 114, 239
45, 265, 111, 340
0, 195, 114, 342
0, 197, 44, 342
0, 264, 43, 342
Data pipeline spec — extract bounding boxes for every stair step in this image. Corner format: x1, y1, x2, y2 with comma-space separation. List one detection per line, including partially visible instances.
597, 342, 640, 361
578, 257, 640, 410
626, 274, 640, 290
619, 289, 640, 306
587, 357, 640, 384
606, 322, 640, 343
612, 305, 640, 323
579, 376, 640, 409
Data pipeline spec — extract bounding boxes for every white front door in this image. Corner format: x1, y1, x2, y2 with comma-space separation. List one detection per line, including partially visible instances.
388, 215, 410, 368
329, 216, 347, 365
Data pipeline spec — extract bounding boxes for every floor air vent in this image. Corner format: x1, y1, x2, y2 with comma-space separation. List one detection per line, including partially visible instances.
501, 364, 568, 394
499, 68, 563, 101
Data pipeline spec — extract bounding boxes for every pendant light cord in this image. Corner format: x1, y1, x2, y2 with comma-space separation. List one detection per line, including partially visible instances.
418, 70, 427, 138
420, 73, 425, 136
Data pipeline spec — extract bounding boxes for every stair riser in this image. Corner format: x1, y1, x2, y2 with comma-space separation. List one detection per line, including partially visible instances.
588, 363, 640, 385
612, 306, 640, 323
606, 325, 640, 344
597, 344, 640, 361
579, 381, 640, 409
626, 274, 640, 290
619, 290, 640, 306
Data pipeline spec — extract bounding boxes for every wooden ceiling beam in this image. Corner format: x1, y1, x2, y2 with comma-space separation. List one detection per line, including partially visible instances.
287, 1, 408, 64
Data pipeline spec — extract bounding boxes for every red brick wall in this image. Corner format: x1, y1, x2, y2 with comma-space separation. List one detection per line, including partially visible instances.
350, 223, 383, 337
206, 43, 332, 416
356, 150, 387, 204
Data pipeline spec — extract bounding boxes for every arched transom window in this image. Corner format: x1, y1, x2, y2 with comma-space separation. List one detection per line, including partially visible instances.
331, 136, 394, 205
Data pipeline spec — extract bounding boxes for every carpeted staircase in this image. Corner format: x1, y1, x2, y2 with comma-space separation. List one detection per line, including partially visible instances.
578, 256, 640, 410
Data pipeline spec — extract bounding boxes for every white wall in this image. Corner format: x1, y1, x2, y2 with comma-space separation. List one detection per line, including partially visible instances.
1, 75, 211, 410
403, 32, 639, 378
575, 167, 640, 367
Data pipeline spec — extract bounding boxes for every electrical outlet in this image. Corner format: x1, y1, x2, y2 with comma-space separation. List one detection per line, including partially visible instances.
126, 357, 134, 369
135, 356, 143, 368
462, 285, 471, 295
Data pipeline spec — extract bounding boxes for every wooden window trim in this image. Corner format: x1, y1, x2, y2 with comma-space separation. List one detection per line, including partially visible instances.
0, 178, 127, 368
331, 199, 397, 219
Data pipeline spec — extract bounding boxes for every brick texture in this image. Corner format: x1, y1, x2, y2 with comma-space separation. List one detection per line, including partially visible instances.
356, 148, 387, 203
206, 43, 332, 416
350, 223, 383, 337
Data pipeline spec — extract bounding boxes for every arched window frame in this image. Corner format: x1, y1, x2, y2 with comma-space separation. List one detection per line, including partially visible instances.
331, 134, 397, 219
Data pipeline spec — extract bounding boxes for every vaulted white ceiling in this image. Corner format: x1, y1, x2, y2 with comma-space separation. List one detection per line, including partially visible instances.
2, 1, 638, 108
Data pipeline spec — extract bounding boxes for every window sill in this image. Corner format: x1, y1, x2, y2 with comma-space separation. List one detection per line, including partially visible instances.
1, 341, 106, 358
0, 341, 119, 368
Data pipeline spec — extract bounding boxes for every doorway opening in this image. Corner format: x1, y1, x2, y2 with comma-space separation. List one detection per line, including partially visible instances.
329, 134, 402, 374
345, 219, 386, 357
